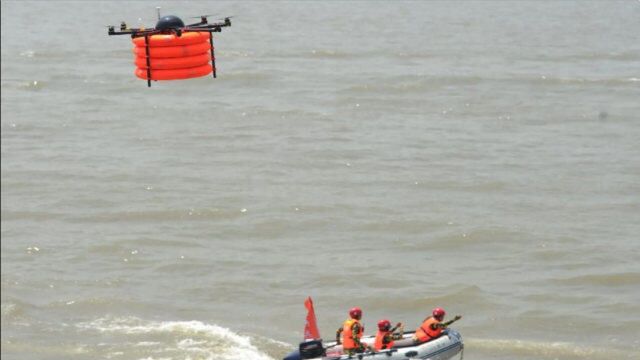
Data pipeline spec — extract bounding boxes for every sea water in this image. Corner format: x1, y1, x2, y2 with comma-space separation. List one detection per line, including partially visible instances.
2, 1, 639, 359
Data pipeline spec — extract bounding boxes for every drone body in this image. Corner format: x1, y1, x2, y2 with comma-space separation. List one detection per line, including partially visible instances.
108, 12, 232, 87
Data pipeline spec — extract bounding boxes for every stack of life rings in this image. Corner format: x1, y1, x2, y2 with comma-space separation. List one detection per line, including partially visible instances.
132, 31, 214, 81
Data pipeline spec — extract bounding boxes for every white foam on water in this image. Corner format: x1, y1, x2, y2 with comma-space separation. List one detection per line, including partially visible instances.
1, 303, 16, 317
76, 316, 276, 360
263, 338, 294, 348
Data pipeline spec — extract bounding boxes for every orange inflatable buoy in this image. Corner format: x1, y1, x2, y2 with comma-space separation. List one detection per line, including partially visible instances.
132, 31, 210, 47
133, 41, 211, 58
132, 31, 214, 81
134, 53, 211, 70
134, 64, 213, 80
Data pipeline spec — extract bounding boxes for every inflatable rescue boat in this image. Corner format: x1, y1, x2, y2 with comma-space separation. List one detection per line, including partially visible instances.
283, 329, 463, 360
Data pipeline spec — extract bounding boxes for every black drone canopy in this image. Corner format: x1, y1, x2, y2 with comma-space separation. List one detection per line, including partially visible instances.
155, 15, 185, 30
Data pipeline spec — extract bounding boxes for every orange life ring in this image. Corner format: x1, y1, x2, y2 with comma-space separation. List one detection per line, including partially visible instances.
135, 64, 213, 80
131, 31, 210, 47
133, 42, 211, 58
135, 53, 211, 70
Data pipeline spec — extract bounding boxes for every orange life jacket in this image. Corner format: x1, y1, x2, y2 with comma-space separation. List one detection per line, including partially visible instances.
342, 318, 363, 350
414, 317, 442, 343
374, 330, 394, 351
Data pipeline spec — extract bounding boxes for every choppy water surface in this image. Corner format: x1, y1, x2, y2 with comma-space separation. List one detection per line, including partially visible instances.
2, 1, 640, 359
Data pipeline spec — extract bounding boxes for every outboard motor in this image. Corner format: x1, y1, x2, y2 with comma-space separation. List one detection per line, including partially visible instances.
283, 339, 325, 360
300, 339, 325, 359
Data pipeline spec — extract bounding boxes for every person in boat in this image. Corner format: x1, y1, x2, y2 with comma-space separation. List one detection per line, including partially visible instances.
374, 319, 404, 351
412, 307, 461, 344
336, 307, 370, 355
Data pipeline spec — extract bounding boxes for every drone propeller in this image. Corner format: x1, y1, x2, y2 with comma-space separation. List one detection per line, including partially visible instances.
189, 14, 217, 19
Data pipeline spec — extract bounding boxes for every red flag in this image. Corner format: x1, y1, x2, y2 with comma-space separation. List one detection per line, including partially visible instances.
304, 296, 321, 340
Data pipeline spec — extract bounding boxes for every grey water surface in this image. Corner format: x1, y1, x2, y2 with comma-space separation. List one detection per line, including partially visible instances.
2, 1, 639, 359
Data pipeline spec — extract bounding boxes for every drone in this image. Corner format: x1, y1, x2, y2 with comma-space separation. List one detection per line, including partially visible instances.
108, 8, 232, 87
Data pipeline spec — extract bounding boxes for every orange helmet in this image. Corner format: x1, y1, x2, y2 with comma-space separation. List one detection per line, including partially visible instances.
377, 319, 391, 331
432, 307, 446, 320
349, 307, 362, 319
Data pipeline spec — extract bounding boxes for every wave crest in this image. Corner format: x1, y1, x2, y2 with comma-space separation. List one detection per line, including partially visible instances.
76, 316, 275, 360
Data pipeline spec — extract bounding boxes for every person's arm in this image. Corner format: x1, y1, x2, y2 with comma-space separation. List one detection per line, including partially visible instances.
352, 324, 371, 350
390, 322, 403, 333
352, 323, 361, 346
391, 323, 404, 339
436, 315, 462, 329
336, 327, 343, 344
382, 333, 393, 348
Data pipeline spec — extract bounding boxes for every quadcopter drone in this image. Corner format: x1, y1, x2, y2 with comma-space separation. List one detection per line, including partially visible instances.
108, 9, 232, 87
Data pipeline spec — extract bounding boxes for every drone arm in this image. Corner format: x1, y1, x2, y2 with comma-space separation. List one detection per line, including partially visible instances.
183, 27, 222, 33
189, 19, 230, 29
186, 20, 206, 27
108, 28, 162, 37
